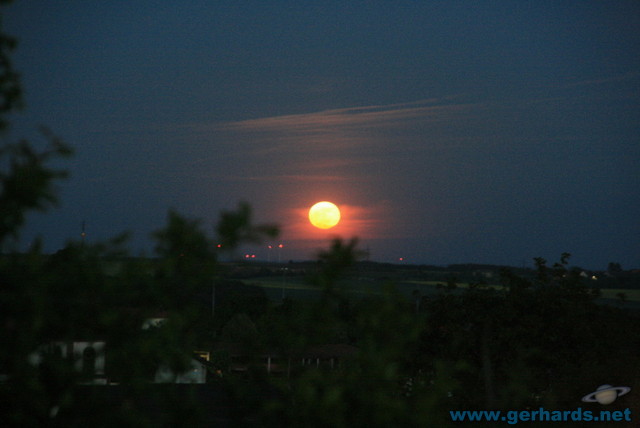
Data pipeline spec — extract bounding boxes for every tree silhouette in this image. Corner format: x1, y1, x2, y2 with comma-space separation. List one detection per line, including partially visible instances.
215, 201, 279, 259
0, 0, 22, 131
0, 131, 72, 246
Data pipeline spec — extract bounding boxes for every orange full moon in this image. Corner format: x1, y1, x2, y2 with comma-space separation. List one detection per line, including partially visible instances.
309, 201, 341, 229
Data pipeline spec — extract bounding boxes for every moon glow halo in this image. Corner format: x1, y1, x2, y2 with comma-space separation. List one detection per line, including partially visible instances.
309, 201, 341, 229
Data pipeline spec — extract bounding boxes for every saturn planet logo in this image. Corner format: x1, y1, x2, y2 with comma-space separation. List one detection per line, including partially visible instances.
581, 385, 631, 405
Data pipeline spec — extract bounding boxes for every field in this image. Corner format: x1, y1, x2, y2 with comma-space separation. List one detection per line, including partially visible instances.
243, 271, 640, 309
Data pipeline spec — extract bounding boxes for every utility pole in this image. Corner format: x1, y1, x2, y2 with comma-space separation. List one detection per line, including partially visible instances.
81, 221, 86, 246
212, 278, 216, 317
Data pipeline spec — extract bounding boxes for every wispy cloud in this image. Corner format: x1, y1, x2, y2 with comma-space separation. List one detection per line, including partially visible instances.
563, 72, 640, 88
193, 97, 480, 166
182, 97, 487, 193
224, 174, 349, 183
216, 98, 475, 133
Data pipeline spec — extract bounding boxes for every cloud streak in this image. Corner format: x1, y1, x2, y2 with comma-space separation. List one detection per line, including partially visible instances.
192, 97, 482, 170
563, 72, 640, 88
223, 174, 349, 183
216, 98, 476, 134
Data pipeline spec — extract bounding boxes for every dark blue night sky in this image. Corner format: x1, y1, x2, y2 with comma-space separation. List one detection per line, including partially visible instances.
5, 1, 640, 269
